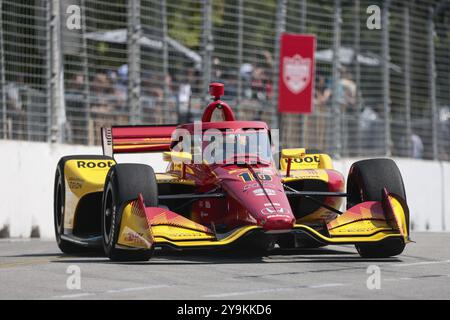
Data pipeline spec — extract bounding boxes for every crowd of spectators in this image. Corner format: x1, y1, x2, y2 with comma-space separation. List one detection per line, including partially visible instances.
2, 56, 435, 159
63, 50, 277, 145
2, 75, 48, 141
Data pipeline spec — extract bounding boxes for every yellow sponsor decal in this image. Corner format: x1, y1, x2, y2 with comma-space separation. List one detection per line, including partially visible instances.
280, 150, 333, 171
63, 159, 116, 229
328, 220, 392, 237
282, 169, 329, 182
119, 226, 152, 249
118, 202, 153, 249
151, 225, 215, 241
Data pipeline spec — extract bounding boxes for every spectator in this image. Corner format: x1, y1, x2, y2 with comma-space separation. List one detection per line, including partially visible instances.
336, 66, 357, 114
66, 73, 84, 94
141, 73, 168, 123
222, 69, 238, 102
240, 63, 253, 82
65, 73, 87, 144
251, 67, 268, 101
89, 72, 117, 144
359, 105, 381, 153
211, 57, 223, 82
335, 66, 357, 155
5, 75, 27, 140
239, 63, 253, 99
262, 50, 274, 71
90, 72, 114, 113
411, 133, 424, 159
116, 64, 128, 100
177, 68, 195, 123
316, 74, 332, 107
314, 73, 332, 150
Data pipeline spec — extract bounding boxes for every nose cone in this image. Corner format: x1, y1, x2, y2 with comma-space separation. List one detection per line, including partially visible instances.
217, 165, 296, 232
261, 212, 296, 231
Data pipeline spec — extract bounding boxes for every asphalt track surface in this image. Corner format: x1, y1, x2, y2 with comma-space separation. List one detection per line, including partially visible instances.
0, 232, 449, 300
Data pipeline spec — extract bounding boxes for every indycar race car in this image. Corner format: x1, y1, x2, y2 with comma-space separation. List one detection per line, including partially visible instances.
54, 83, 410, 261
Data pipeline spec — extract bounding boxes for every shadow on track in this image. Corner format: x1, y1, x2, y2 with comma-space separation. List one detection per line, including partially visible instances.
18, 246, 402, 265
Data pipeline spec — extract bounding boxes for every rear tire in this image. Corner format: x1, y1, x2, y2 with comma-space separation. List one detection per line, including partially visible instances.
102, 163, 158, 261
347, 158, 407, 258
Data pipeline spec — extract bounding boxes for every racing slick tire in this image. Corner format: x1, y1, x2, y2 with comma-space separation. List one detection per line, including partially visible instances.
347, 158, 407, 258
102, 163, 158, 261
54, 155, 112, 254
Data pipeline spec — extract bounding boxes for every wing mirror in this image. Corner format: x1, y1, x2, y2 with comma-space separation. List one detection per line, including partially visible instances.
281, 148, 306, 159
281, 148, 306, 177
163, 151, 193, 163
163, 151, 193, 179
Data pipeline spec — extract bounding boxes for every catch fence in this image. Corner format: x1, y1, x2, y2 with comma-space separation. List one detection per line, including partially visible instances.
1, 0, 449, 161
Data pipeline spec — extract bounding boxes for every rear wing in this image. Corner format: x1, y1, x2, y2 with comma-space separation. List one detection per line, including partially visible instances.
102, 125, 178, 157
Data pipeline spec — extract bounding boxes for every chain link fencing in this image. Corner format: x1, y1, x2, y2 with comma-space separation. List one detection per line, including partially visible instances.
0, 0, 449, 161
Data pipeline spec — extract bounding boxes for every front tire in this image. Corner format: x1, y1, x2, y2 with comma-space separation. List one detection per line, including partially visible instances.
347, 158, 407, 258
102, 163, 158, 261
356, 239, 405, 258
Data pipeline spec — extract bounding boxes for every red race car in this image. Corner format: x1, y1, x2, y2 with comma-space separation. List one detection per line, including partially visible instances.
54, 83, 410, 261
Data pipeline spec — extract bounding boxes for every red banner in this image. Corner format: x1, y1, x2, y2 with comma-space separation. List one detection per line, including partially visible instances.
278, 33, 316, 114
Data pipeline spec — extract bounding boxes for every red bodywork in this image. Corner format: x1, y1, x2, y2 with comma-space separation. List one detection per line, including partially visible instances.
185, 162, 296, 231
106, 83, 341, 233
170, 83, 295, 231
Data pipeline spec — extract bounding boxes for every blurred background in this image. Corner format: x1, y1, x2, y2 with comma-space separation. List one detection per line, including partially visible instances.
0, 0, 450, 160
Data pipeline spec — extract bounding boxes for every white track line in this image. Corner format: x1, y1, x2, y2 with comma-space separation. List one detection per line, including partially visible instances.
56, 293, 96, 299
204, 283, 344, 298
391, 259, 450, 267
308, 283, 345, 289
53, 284, 173, 299
105, 284, 173, 294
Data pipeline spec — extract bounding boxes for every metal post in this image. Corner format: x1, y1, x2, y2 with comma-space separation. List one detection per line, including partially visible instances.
354, 0, 362, 156
128, 0, 141, 124
0, 0, 7, 139
299, 0, 307, 148
300, 0, 307, 32
331, 0, 342, 158
202, 0, 213, 99
237, 0, 243, 105
49, 0, 61, 143
273, 0, 287, 144
48, 0, 54, 142
404, 3, 412, 157
49, 0, 66, 143
161, 0, 169, 122
429, 7, 438, 160
46, 1, 53, 142
382, 0, 391, 156
80, 0, 91, 145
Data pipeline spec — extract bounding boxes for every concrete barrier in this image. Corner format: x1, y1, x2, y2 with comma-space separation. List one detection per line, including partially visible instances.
0, 140, 448, 238
443, 161, 450, 231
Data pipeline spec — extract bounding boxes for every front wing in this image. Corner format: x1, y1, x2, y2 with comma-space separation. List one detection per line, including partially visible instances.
116, 191, 410, 251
